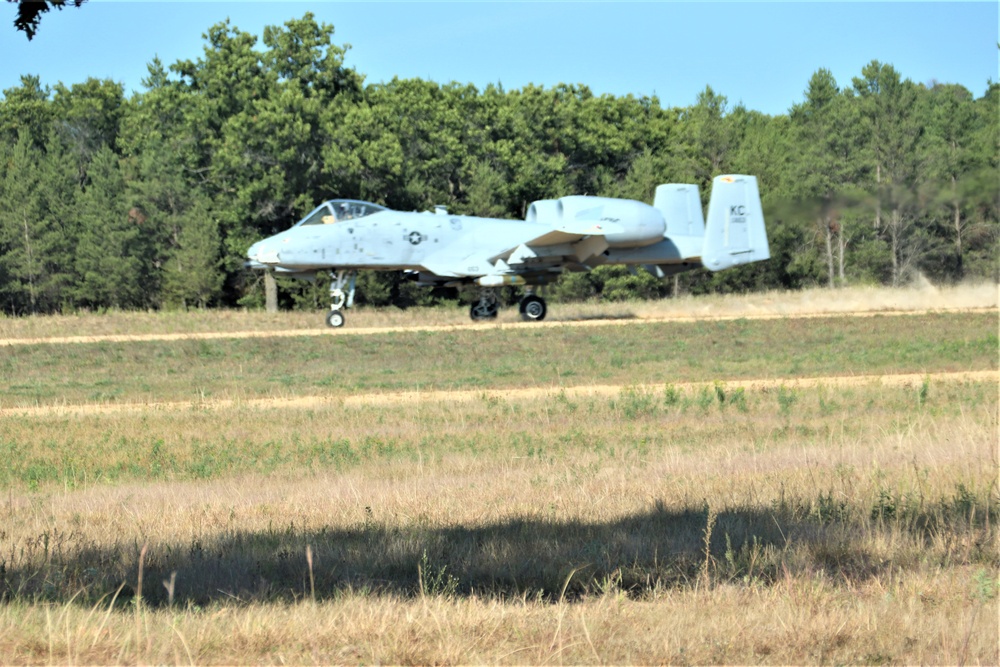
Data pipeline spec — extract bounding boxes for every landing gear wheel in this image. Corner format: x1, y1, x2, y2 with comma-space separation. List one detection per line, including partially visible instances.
470, 301, 499, 321
326, 310, 345, 328
519, 295, 547, 322
470, 289, 500, 321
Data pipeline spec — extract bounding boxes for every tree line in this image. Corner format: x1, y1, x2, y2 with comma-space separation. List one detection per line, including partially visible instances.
0, 13, 996, 315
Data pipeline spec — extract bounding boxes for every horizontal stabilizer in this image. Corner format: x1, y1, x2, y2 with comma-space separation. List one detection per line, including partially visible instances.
653, 184, 704, 237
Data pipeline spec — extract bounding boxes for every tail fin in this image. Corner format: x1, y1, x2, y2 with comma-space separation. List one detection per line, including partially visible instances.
653, 183, 704, 237
701, 175, 769, 271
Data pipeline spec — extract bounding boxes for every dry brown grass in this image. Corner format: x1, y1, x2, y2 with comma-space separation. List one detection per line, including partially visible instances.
1, 567, 995, 665
1, 378, 996, 664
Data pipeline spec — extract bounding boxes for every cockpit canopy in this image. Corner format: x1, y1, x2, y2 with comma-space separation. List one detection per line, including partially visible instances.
295, 199, 387, 227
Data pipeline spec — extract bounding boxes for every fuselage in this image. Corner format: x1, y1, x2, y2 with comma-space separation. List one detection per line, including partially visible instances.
249, 207, 538, 271
246, 199, 703, 280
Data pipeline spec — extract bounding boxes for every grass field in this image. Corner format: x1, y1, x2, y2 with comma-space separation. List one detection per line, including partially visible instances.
1, 312, 995, 408
0, 292, 997, 664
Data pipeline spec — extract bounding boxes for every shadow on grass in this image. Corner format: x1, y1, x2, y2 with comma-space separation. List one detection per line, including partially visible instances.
2, 500, 994, 607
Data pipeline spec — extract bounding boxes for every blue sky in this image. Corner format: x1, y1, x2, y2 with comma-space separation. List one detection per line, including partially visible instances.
2, 1, 997, 115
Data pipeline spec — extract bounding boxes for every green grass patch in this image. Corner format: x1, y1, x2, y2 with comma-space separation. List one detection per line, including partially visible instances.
0, 313, 995, 407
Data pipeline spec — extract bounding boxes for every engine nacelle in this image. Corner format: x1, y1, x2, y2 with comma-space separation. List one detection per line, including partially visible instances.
525, 199, 560, 223
526, 196, 666, 247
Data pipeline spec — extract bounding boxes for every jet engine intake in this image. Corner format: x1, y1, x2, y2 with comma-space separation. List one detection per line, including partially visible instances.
525, 199, 560, 223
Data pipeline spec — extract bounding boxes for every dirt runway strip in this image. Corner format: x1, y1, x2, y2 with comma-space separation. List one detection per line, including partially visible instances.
0, 306, 995, 347
2, 371, 995, 418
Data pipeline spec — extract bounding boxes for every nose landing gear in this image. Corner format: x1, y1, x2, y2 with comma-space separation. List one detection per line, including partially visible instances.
325, 310, 345, 328
326, 270, 357, 328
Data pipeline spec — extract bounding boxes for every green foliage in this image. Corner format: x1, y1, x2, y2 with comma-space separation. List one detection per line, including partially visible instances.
0, 129, 76, 313
548, 271, 598, 303
0, 16, 996, 314
777, 385, 798, 416
663, 383, 681, 407
917, 377, 930, 407
72, 146, 149, 308
418, 549, 460, 598
615, 386, 660, 419
0, 75, 53, 143
696, 386, 714, 412
972, 568, 998, 602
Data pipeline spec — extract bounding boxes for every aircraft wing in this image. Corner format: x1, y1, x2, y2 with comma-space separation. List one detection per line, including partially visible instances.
521, 219, 626, 247
488, 218, 626, 272
417, 218, 624, 281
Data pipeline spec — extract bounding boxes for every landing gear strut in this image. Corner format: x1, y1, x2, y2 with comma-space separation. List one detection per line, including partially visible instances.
470, 289, 499, 321
326, 270, 357, 328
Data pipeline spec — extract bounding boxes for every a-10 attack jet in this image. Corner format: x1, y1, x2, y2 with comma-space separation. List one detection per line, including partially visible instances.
246, 174, 770, 327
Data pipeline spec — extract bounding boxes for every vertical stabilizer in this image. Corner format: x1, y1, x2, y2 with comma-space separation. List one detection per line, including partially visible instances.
653, 183, 704, 237
701, 175, 769, 271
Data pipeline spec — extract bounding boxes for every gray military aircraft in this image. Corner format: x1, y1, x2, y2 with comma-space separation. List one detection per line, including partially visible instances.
246, 174, 770, 327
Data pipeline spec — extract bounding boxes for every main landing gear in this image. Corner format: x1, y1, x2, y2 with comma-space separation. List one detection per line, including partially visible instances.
518, 294, 547, 322
468, 289, 548, 322
469, 289, 499, 321
326, 270, 357, 328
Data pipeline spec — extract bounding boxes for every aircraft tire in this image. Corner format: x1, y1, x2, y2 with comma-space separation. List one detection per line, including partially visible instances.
326, 310, 345, 328
519, 295, 547, 322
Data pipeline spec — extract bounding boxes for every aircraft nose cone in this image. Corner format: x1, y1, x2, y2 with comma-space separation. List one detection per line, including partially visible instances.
245, 242, 263, 268
246, 240, 282, 268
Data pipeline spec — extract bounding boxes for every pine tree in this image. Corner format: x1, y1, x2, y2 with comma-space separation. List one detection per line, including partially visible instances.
73, 146, 146, 308
0, 132, 43, 312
